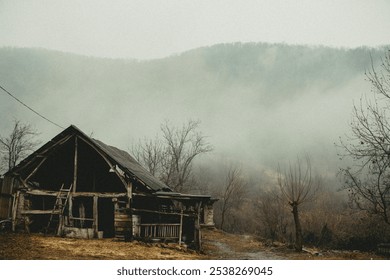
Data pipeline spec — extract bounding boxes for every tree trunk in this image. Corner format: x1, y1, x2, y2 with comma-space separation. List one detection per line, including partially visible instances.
220, 207, 226, 230
292, 203, 303, 252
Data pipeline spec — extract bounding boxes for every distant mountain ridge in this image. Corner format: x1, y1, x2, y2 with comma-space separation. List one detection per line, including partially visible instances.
0, 42, 386, 98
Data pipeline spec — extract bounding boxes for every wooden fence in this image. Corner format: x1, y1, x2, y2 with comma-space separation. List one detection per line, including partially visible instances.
139, 223, 181, 239
377, 243, 390, 256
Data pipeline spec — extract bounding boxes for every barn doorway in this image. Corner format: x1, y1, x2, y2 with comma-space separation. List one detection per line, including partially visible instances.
98, 198, 115, 237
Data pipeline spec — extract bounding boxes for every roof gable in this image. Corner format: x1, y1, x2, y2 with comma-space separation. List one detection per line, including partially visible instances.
91, 138, 170, 192
6, 125, 171, 192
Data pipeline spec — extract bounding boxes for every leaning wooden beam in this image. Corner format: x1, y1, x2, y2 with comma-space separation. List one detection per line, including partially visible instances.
77, 136, 128, 189
18, 178, 29, 189
93, 195, 98, 238
13, 134, 73, 174
37, 134, 73, 157
25, 157, 47, 182
179, 210, 183, 245
78, 135, 156, 193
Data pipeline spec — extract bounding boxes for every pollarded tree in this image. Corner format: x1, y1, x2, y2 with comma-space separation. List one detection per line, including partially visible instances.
339, 50, 390, 225
277, 156, 320, 252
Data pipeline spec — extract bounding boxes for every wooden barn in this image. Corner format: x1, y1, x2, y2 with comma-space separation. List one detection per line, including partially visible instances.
0, 125, 216, 249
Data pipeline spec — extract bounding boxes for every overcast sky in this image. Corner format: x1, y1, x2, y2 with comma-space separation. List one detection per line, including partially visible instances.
0, 0, 390, 59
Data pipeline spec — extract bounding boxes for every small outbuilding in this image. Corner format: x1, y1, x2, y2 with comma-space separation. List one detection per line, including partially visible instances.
0, 125, 216, 249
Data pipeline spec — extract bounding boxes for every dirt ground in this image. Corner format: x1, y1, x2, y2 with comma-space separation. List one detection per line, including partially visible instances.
0, 228, 387, 260
201, 229, 387, 260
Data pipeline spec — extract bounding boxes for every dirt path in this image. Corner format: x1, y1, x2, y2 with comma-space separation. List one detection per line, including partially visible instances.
201, 229, 286, 259
205, 240, 285, 259
200, 229, 386, 260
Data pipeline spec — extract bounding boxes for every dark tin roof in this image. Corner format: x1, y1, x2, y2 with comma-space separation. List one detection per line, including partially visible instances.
7, 125, 171, 192
91, 138, 171, 192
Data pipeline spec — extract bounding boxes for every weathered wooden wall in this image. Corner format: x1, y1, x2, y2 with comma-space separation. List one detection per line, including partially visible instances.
113, 199, 132, 240
0, 176, 16, 219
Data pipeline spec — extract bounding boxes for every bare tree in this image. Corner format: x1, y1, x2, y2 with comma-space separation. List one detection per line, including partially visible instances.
277, 157, 320, 251
339, 50, 390, 225
0, 120, 39, 172
256, 189, 289, 242
131, 136, 165, 177
219, 165, 246, 230
132, 120, 213, 192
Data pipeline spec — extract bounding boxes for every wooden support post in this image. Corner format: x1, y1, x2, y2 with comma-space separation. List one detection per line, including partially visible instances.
112, 198, 118, 239
126, 182, 133, 241
126, 182, 132, 208
7, 195, 13, 220
179, 209, 183, 245
112, 198, 119, 212
194, 201, 202, 251
25, 157, 47, 182
93, 195, 98, 238
68, 194, 73, 226
18, 192, 27, 232
198, 201, 202, 250
24, 215, 30, 234
56, 198, 63, 236
11, 191, 20, 232
73, 136, 78, 194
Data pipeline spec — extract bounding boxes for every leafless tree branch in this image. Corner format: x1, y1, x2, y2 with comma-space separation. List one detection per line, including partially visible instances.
338, 50, 390, 226
131, 120, 213, 192
0, 120, 40, 172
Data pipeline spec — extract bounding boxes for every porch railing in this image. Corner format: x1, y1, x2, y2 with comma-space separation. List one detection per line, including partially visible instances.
138, 223, 181, 239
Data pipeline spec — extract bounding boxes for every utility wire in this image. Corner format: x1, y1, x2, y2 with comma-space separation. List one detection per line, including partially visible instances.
0, 84, 65, 129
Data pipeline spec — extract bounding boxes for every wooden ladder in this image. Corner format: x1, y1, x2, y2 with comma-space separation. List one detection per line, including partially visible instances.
45, 184, 72, 234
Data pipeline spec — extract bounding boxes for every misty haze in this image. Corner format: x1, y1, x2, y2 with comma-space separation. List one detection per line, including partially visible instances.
1, 42, 390, 259
0, 43, 382, 169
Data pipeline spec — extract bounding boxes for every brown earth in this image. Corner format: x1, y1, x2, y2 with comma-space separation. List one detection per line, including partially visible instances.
0, 228, 386, 260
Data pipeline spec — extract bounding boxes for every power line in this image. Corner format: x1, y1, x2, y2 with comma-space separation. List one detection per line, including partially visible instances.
0, 84, 65, 129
